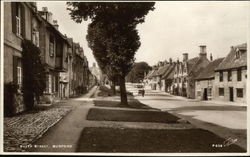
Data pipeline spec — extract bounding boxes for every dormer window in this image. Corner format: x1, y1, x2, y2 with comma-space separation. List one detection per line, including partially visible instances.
235, 49, 241, 59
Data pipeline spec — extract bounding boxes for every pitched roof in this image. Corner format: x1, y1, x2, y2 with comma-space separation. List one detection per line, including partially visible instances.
146, 69, 157, 79
215, 43, 247, 71
162, 64, 175, 79
196, 58, 224, 80
154, 64, 171, 76
187, 57, 199, 74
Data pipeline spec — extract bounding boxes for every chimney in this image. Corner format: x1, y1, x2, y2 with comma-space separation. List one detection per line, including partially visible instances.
177, 58, 179, 64
210, 53, 213, 61
169, 58, 172, 64
199, 45, 207, 59
47, 12, 53, 24
183, 53, 188, 62
42, 7, 48, 12
53, 20, 59, 30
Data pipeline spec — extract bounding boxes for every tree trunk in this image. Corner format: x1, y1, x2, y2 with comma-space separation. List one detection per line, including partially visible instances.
119, 75, 128, 106
111, 81, 116, 95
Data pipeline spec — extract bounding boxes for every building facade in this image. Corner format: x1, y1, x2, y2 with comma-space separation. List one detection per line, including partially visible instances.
213, 43, 247, 103
4, 2, 93, 116
172, 46, 210, 99
195, 57, 224, 100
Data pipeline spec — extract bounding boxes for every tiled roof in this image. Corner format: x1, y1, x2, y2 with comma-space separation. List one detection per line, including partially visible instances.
187, 57, 199, 73
162, 64, 175, 79
196, 58, 224, 80
154, 64, 171, 76
215, 43, 247, 71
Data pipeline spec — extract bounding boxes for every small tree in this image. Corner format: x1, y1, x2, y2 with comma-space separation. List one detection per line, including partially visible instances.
67, 2, 155, 105
22, 39, 46, 110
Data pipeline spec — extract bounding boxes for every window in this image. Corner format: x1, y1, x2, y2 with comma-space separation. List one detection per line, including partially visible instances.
12, 3, 24, 36
17, 58, 22, 87
49, 35, 55, 57
237, 69, 242, 81
197, 91, 201, 97
235, 50, 241, 59
219, 88, 224, 96
32, 30, 39, 47
237, 88, 243, 98
219, 72, 223, 82
228, 70, 232, 81
46, 74, 52, 93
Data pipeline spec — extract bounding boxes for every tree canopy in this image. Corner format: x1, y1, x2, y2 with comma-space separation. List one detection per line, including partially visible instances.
126, 62, 152, 83
67, 2, 155, 105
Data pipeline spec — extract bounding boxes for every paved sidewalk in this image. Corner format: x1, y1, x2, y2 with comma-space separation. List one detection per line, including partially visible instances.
28, 86, 98, 152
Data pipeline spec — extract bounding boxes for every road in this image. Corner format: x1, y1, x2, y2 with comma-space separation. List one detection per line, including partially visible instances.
126, 83, 247, 149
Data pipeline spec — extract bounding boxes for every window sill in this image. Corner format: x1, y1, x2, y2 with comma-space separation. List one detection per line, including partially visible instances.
16, 34, 23, 40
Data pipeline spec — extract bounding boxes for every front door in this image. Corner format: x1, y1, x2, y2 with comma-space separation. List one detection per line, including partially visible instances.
203, 88, 208, 100
229, 87, 234, 102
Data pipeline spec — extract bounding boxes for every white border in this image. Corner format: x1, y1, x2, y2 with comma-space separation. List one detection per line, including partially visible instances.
0, 0, 249, 156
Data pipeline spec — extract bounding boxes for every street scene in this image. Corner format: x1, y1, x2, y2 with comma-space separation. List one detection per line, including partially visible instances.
2, 1, 249, 155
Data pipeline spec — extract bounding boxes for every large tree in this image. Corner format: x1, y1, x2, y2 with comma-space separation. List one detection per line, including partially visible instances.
67, 2, 155, 105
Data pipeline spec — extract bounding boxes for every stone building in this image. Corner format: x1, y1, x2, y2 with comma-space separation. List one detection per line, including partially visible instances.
38, 7, 71, 101
172, 45, 210, 99
89, 63, 102, 84
213, 43, 247, 103
4, 2, 93, 116
195, 57, 224, 100
4, 2, 42, 115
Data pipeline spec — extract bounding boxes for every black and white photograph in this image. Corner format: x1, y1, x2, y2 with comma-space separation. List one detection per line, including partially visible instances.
0, 0, 249, 155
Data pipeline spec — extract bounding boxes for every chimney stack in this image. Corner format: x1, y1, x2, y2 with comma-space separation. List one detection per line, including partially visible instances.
53, 20, 59, 30
210, 53, 213, 61
42, 7, 48, 12
177, 58, 179, 64
169, 58, 172, 64
199, 45, 207, 59
183, 53, 188, 62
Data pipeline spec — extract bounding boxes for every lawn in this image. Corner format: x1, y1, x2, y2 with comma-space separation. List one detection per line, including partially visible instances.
87, 108, 180, 123
76, 127, 246, 152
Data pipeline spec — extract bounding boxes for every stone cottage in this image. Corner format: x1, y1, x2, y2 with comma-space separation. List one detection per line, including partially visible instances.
195, 57, 224, 100
214, 43, 247, 103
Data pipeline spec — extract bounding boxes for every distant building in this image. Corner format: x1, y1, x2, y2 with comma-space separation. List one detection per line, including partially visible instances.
89, 63, 102, 84
195, 57, 224, 100
172, 45, 210, 99
213, 43, 247, 103
161, 59, 176, 93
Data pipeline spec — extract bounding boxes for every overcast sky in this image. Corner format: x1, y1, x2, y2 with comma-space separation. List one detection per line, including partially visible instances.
37, 1, 248, 67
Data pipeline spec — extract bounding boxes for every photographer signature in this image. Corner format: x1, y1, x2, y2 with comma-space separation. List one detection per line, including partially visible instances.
212, 137, 238, 148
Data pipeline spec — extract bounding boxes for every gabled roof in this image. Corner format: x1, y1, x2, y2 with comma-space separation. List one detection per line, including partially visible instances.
196, 58, 224, 80
215, 43, 247, 71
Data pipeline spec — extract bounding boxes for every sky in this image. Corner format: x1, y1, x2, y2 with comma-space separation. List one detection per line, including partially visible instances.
37, 1, 248, 67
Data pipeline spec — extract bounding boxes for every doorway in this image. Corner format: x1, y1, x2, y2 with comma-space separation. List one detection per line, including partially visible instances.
229, 87, 234, 102
203, 88, 208, 100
